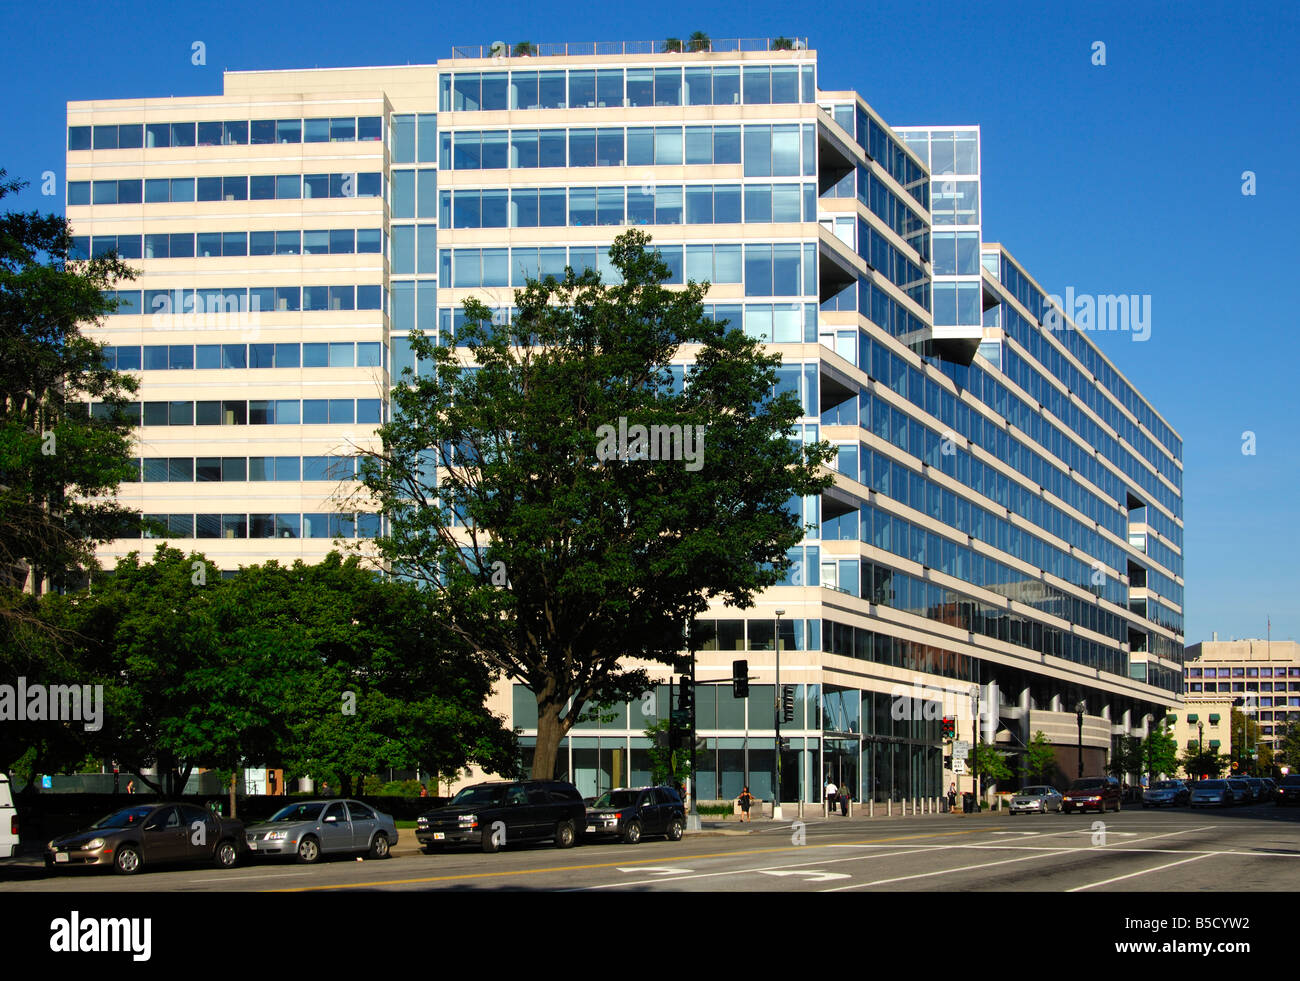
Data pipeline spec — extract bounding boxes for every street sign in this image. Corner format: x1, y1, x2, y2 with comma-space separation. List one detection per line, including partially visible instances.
953, 740, 971, 756
952, 759, 967, 774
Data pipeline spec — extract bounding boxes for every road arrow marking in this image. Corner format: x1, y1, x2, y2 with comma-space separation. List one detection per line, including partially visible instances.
759, 869, 850, 882
616, 867, 692, 875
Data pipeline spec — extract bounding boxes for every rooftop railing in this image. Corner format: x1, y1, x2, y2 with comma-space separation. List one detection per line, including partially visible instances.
450, 38, 810, 59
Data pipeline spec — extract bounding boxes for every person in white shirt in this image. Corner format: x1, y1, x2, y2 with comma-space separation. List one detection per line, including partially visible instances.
825, 779, 838, 814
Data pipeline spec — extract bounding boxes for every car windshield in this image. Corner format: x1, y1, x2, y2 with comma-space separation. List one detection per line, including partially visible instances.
268, 803, 324, 822
1283, 777, 1300, 786
1198, 781, 1227, 789
449, 785, 506, 808
1020, 787, 1051, 796
90, 806, 156, 829
1152, 781, 1180, 789
592, 790, 640, 808
1069, 779, 1106, 790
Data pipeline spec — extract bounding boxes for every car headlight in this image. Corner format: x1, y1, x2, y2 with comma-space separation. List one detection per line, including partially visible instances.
85, 837, 106, 850
458, 813, 477, 825
47, 840, 57, 851
416, 817, 429, 827
264, 831, 288, 841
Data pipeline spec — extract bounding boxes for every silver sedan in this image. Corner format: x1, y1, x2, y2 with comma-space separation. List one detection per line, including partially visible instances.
243, 799, 398, 863
1009, 785, 1063, 814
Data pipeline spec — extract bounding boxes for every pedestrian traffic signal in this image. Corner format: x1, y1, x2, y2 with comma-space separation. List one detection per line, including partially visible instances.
732, 660, 749, 698
778, 736, 791, 751
941, 717, 955, 739
781, 684, 795, 723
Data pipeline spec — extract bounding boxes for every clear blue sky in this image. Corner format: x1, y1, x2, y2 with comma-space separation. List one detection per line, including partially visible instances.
2, 0, 1296, 645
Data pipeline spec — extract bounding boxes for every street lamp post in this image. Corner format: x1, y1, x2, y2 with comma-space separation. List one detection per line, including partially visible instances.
686, 621, 701, 831
773, 609, 784, 822
1075, 700, 1086, 778
1198, 721, 1203, 755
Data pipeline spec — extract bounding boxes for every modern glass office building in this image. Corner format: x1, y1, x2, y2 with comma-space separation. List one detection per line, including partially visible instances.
66, 38, 1184, 803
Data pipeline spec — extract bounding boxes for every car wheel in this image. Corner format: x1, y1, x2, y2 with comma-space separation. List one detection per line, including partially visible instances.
621, 820, 642, 845
369, 833, 390, 859
296, 835, 321, 864
213, 839, 238, 869
481, 827, 501, 854
667, 817, 684, 841
554, 819, 576, 849
114, 845, 142, 875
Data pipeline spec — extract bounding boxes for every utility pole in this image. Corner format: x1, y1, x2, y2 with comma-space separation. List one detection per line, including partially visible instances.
687, 621, 700, 831
773, 610, 784, 821
1076, 700, 1086, 779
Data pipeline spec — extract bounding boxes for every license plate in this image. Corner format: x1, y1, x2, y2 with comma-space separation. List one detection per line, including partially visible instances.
55, 853, 68, 863
433, 832, 445, 840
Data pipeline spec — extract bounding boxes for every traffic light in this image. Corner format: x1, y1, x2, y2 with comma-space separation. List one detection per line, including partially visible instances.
941, 717, 955, 740
679, 681, 694, 713
732, 660, 749, 698
781, 685, 795, 724
778, 736, 791, 751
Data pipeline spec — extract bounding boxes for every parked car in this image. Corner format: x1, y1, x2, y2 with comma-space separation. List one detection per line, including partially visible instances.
1190, 780, 1232, 808
0, 773, 17, 859
1261, 777, 1278, 800
416, 780, 586, 853
1275, 775, 1300, 806
584, 786, 685, 842
1226, 778, 1252, 804
1243, 777, 1267, 803
243, 799, 397, 863
1061, 776, 1121, 813
1008, 786, 1063, 814
1142, 779, 1190, 808
45, 803, 244, 875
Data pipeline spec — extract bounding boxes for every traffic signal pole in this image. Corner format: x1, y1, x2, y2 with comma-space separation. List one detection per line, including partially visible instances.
773, 610, 783, 821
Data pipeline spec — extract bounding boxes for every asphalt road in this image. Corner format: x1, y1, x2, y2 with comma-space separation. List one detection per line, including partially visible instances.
4, 801, 1298, 893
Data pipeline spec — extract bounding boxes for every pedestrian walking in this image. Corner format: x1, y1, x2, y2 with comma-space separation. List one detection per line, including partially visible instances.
839, 785, 850, 816
419, 783, 429, 797
738, 785, 755, 822
947, 782, 957, 813
825, 778, 838, 815
126, 779, 135, 795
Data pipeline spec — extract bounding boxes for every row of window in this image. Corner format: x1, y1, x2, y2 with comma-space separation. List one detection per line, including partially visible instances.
89, 397, 383, 427
71, 228, 384, 261
1186, 681, 1300, 693
825, 104, 928, 212
100, 284, 385, 315
1189, 666, 1300, 678
135, 454, 361, 482
850, 385, 1129, 573
816, 562, 1131, 683
136, 512, 381, 540
898, 129, 980, 178
437, 182, 818, 229
68, 117, 383, 150
440, 242, 817, 296
1002, 324, 1181, 519
100, 341, 386, 372
820, 164, 931, 262
1000, 254, 1183, 464
439, 123, 817, 176
440, 64, 816, 112
68, 172, 384, 206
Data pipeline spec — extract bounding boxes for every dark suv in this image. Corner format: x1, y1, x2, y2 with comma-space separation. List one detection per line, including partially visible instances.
584, 786, 686, 844
416, 780, 585, 854
1276, 775, 1300, 806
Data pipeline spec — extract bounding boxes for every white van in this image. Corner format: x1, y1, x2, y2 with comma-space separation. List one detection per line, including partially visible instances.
0, 773, 17, 858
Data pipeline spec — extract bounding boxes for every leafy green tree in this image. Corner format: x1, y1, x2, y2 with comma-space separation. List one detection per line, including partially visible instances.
644, 717, 693, 789
1179, 747, 1228, 780
687, 31, 711, 52
1277, 720, 1300, 769
1107, 736, 1144, 778
972, 743, 1011, 797
1230, 705, 1270, 774
1139, 722, 1179, 779
0, 171, 140, 615
360, 230, 832, 779
1018, 730, 1058, 784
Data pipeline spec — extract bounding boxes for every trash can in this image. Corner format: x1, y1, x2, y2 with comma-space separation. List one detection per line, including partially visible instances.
940, 797, 949, 813
962, 792, 974, 814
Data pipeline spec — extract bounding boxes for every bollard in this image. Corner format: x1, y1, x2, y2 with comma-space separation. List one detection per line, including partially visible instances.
869, 798, 874, 818
887, 798, 892, 817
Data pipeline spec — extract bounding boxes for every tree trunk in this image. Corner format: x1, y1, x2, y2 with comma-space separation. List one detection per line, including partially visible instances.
229, 773, 237, 819
340, 774, 353, 797
532, 701, 567, 780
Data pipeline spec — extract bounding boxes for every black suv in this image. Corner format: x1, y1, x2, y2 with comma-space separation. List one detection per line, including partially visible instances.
584, 786, 686, 844
1276, 775, 1300, 806
416, 780, 585, 853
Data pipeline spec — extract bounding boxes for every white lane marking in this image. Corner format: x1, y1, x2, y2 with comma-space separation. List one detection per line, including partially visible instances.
571, 843, 960, 890
1066, 853, 1212, 892
760, 869, 849, 882
821, 848, 1076, 891
615, 867, 692, 875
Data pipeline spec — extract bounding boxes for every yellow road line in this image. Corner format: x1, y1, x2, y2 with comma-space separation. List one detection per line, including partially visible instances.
266, 828, 988, 892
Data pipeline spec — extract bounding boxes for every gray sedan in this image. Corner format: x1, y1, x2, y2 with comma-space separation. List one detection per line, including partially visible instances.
1009, 786, 1063, 814
244, 799, 397, 863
